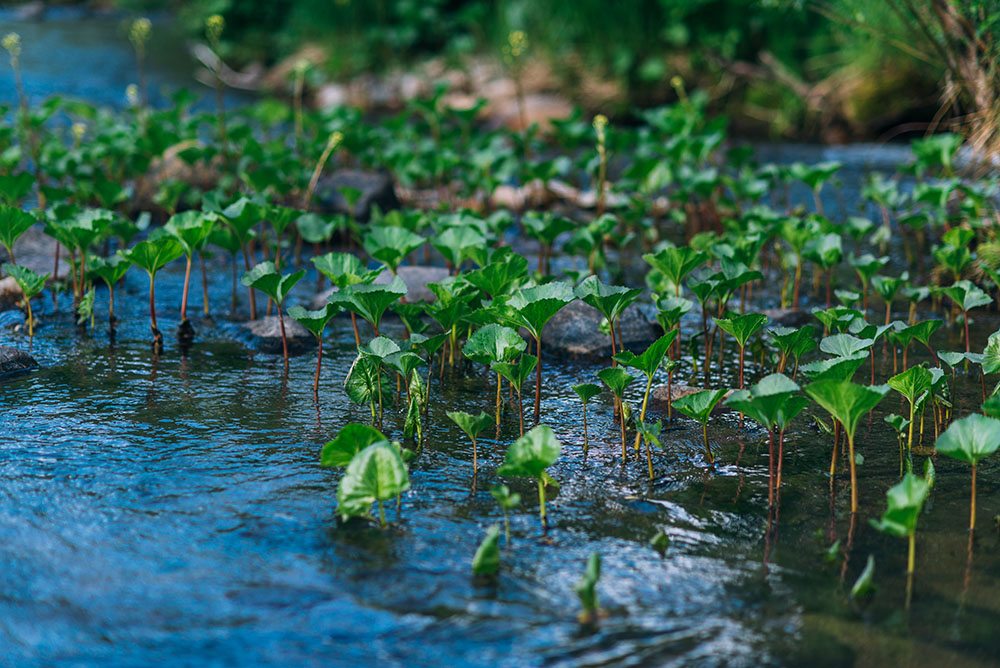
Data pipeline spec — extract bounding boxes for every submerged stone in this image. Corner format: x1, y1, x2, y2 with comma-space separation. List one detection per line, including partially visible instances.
238, 316, 314, 355
542, 300, 661, 358
0, 345, 38, 378
314, 169, 399, 221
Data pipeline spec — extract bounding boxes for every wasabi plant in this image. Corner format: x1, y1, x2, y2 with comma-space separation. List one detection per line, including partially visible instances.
804, 380, 890, 513
573, 383, 602, 457
871, 467, 932, 584
336, 441, 411, 527
940, 280, 992, 353
447, 410, 492, 474
492, 354, 537, 436
887, 365, 934, 469
463, 324, 527, 424
124, 236, 184, 348
0, 205, 35, 266
673, 389, 727, 466
770, 325, 817, 377
89, 253, 131, 332
471, 525, 501, 578
575, 552, 602, 626
575, 275, 642, 365
242, 261, 305, 365
490, 484, 521, 544
497, 424, 561, 532
165, 210, 216, 340
337, 275, 407, 338
716, 312, 768, 391
501, 282, 575, 423
362, 226, 424, 274
320, 423, 388, 468
935, 414, 1000, 532
597, 366, 634, 461
2, 263, 46, 336
615, 331, 677, 469
312, 251, 383, 345
288, 303, 341, 395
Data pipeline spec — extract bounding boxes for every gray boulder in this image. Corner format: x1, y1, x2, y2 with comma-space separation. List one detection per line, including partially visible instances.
239, 316, 315, 355
542, 300, 661, 358
314, 169, 399, 220
0, 345, 37, 378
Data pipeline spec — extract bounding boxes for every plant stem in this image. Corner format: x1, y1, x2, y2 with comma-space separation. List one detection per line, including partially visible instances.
970, 463, 977, 533
537, 477, 547, 532
848, 432, 858, 514
472, 436, 478, 474
148, 271, 159, 343
633, 374, 653, 452
313, 335, 323, 396
702, 422, 713, 466
181, 253, 192, 322
907, 531, 916, 575
582, 402, 589, 457
277, 305, 289, 367
495, 371, 502, 426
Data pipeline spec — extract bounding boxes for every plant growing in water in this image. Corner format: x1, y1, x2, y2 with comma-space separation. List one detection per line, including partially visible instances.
242, 261, 306, 365
887, 365, 933, 470
673, 389, 727, 466
935, 414, 1000, 533
871, 467, 932, 590
572, 383, 602, 457
574, 552, 602, 626
597, 366, 635, 461
575, 275, 642, 365
492, 354, 537, 436
497, 424, 561, 532
471, 525, 501, 578
165, 210, 216, 341
804, 380, 890, 513
288, 302, 341, 395
2, 263, 46, 336
447, 410, 492, 475
336, 441, 411, 527
490, 484, 521, 544
124, 235, 184, 348
615, 331, 677, 476
463, 324, 527, 425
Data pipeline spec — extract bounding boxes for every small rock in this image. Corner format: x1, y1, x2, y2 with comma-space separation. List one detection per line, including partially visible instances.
315, 83, 349, 108
0, 276, 23, 311
542, 300, 661, 358
239, 316, 314, 355
314, 169, 399, 221
763, 308, 813, 328
311, 265, 449, 308
0, 345, 37, 378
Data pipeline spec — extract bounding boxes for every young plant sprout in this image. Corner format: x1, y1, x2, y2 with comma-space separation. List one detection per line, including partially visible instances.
336, 441, 411, 528
471, 525, 501, 578
871, 465, 933, 599
312, 251, 383, 345
288, 302, 341, 395
490, 484, 521, 545
124, 235, 184, 348
336, 275, 407, 339
241, 261, 305, 365
492, 354, 537, 436
574, 552, 602, 626
940, 280, 992, 354
2, 263, 47, 336
0, 204, 35, 266
463, 324, 527, 425
615, 331, 677, 460
572, 383, 602, 457
447, 410, 492, 474
673, 389, 727, 466
501, 282, 575, 423
497, 424, 561, 532
362, 226, 424, 274
804, 380, 889, 513
165, 210, 216, 341
575, 275, 642, 365
89, 253, 131, 333
887, 365, 933, 470
597, 366, 634, 461
320, 423, 389, 468
935, 414, 1000, 533
715, 312, 767, 392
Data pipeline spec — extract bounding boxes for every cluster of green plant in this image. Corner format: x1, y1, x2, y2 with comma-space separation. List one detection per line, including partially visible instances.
6, 24, 1000, 615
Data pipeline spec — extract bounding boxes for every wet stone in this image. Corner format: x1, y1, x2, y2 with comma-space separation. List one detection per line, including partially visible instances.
314, 169, 399, 221
0, 345, 38, 378
542, 300, 661, 358
238, 316, 314, 355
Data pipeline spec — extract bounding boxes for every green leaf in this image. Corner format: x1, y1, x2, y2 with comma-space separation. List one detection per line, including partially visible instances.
2, 262, 47, 298
89, 253, 132, 287
982, 330, 1000, 375
575, 275, 643, 322
501, 282, 575, 339
572, 382, 602, 404
642, 245, 707, 292
492, 354, 537, 393
574, 552, 601, 617
336, 442, 411, 521
463, 323, 526, 366
312, 251, 381, 288
819, 333, 873, 358
471, 525, 501, 577
490, 484, 521, 510
431, 225, 486, 269
800, 352, 868, 382
724, 373, 800, 430
241, 261, 305, 304
287, 303, 340, 337
321, 423, 389, 468
0, 204, 35, 253
673, 388, 727, 425
850, 555, 876, 600
935, 414, 1000, 466
447, 410, 492, 441
363, 226, 425, 271
165, 210, 216, 255
940, 280, 992, 313
596, 366, 634, 398
614, 331, 677, 377
337, 275, 408, 330
497, 424, 561, 479
123, 237, 184, 276
870, 472, 930, 538
887, 365, 933, 405
804, 381, 890, 440
715, 312, 768, 348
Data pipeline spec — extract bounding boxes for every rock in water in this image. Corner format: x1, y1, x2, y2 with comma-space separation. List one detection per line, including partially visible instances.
314, 169, 399, 220
542, 300, 661, 358
0, 277, 23, 311
239, 316, 314, 355
0, 346, 37, 378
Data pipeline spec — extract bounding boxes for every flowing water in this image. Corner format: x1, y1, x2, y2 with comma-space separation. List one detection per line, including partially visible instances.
3, 11, 1000, 668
